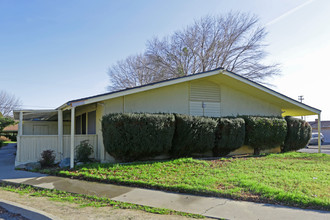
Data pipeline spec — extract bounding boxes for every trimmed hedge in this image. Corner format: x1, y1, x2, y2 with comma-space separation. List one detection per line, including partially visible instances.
282, 116, 312, 152
243, 116, 287, 155
171, 114, 217, 157
213, 118, 245, 157
101, 112, 311, 160
102, 113, 175, 161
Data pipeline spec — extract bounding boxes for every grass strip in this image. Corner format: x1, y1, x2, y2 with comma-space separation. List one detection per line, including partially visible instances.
49, 152, 330, 211
0, 182, 204, 219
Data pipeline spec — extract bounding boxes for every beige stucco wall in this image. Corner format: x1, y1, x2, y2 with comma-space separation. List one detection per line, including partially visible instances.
220, 84, 282, 117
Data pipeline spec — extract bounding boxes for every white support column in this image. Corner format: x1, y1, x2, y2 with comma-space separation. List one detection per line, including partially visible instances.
122, 96, 125, 113
58, 110, 63, 159
318, 113, 321, 153
70, 107, 76, 168
17, 111, 23, 163
18, 111, 23, 136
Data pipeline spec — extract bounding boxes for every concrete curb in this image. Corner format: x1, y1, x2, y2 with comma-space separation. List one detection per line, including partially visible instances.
0, 198, 60, 220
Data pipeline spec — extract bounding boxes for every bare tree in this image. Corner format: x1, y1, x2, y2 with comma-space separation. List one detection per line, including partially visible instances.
108, 12, 280, 91
108, 54, 167, 91
0, 91, 22, 117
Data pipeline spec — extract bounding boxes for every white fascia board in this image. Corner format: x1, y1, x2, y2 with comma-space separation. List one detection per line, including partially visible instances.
57, 103, 69, 110
78, 69, 223, 106
13, 109, 58, 113
223, 71, 321, 114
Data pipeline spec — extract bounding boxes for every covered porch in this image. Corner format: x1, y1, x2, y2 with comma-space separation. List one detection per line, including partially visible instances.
14, 103, 100, 168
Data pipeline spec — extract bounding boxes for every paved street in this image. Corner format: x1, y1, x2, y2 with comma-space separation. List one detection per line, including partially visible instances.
298, 144, 330, 154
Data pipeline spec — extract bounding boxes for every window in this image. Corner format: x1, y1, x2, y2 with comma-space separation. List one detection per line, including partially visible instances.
82, 113, 86, 134
75, 115, 82, 134
88, 111, 96, 134
75, 111, 96, 135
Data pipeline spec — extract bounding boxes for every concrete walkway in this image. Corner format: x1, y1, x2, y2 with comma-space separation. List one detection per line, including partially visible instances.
1, 144, 329, 220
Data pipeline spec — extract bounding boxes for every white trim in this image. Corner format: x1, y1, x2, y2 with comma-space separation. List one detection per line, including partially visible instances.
72, 100, 85, 107
14, 109, 58, 113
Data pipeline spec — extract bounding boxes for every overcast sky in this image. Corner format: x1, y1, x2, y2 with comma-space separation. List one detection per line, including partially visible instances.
1, 0, 329, 120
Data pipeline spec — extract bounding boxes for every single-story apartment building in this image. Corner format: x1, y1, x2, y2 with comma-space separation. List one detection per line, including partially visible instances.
13, 68, 322, 167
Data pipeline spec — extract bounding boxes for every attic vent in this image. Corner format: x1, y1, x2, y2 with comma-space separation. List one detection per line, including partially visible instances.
190, 81, 221, 102
189, 81, 221, 117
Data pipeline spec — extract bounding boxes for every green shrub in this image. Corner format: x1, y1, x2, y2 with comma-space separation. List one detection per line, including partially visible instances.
0, 116, 15, 132
282, 116, 312, 152
4, 134, 17, 141
171, 114, 217, 157
75, 140, 94, 162
243, 116, 287, 155
0, 140, 3, 149
102, 113, 175, 161
213, 118, 245, 157
39, 150, 55, 167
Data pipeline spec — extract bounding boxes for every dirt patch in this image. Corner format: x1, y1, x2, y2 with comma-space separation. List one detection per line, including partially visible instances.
0, 189, 203, 220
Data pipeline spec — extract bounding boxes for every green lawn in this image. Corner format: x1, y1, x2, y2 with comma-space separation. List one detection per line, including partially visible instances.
1, 141, 16, 147
55, 152, 329, 210
4, 141, 16, 144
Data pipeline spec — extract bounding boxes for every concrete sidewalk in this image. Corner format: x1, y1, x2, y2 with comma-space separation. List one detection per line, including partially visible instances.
1, 144, 329, 220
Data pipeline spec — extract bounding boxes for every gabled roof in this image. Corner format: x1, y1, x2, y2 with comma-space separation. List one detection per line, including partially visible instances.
58, 68, 225, 109
56, 68, 320, 116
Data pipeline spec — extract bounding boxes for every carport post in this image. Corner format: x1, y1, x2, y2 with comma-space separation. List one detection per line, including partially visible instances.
70, 106, 76, 168
58, 109, 63, 159
17, 111, 23, 162
318, 113, 321, 153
